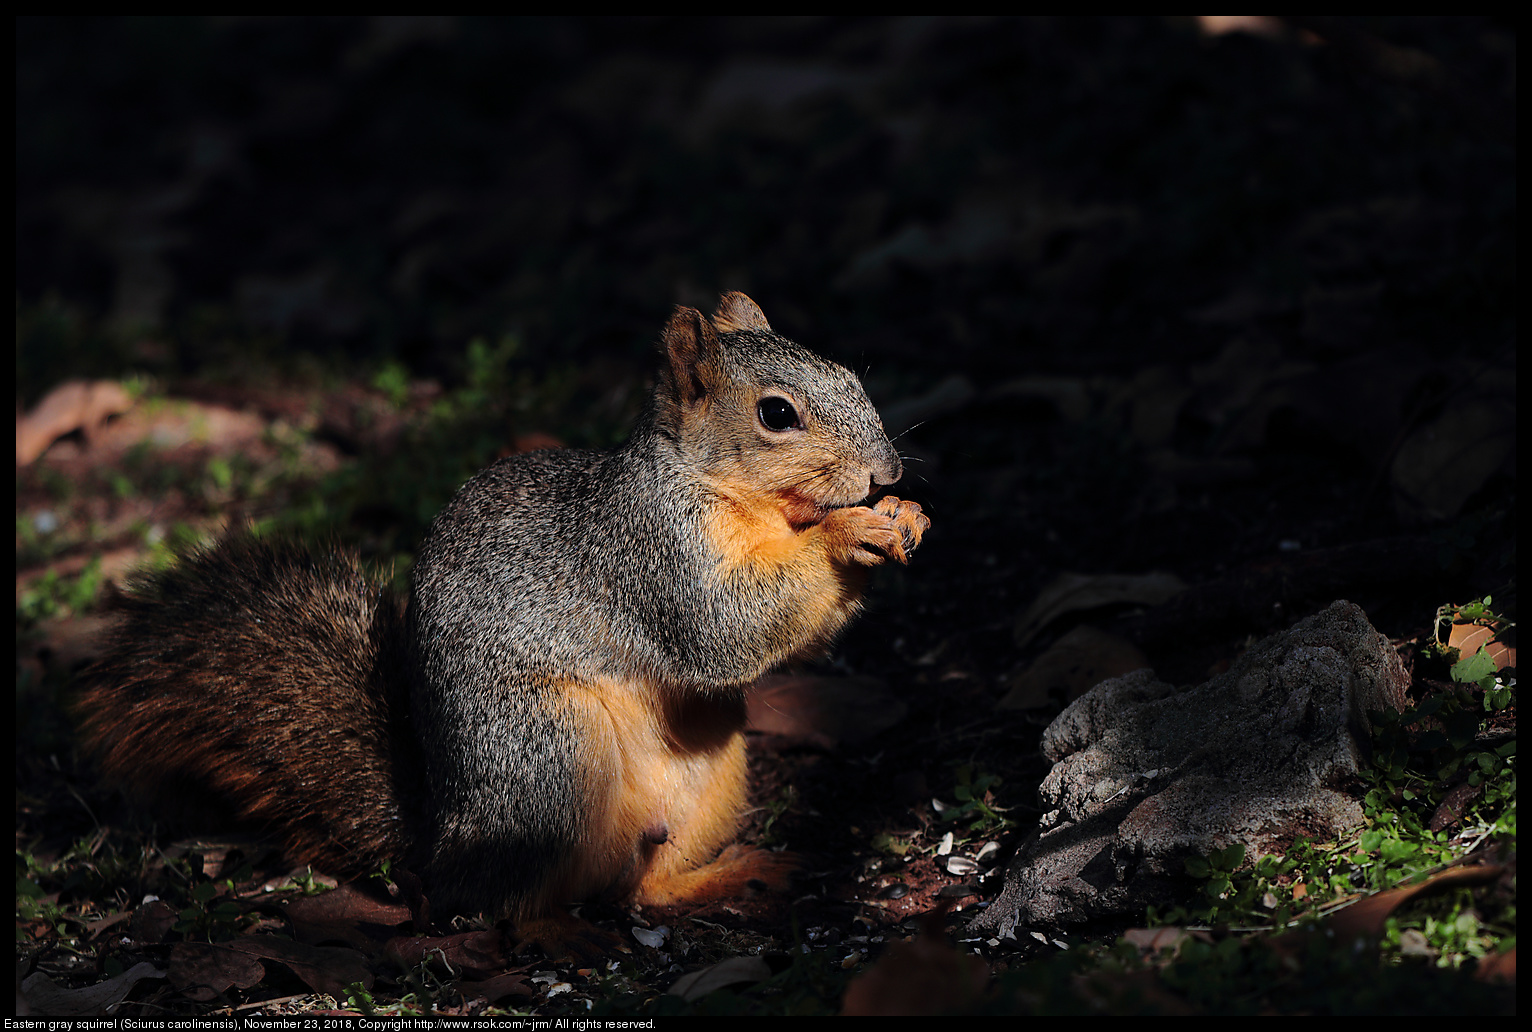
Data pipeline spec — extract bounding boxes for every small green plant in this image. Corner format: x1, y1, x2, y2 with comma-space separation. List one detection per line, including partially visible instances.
758, 785, 796, 846
1150, 839, 1320, 929
943, 765, 1015, 835
1426, 596, 1515, 713
343, 981, 379, 1016
282, 866, 334, 897
16, 866, 69, 938
16, 556, 104, 625
1152, 597, 1515, 941
204, 455, 235, 496
1431, 595, 1506, 639
1379, 886, 1510, 971
171, 877, 247, 940
372, 359, 413, 410
1180, 842, 1247, 920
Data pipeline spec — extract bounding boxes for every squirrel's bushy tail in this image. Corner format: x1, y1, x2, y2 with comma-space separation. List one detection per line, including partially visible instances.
77, 538, 423, 874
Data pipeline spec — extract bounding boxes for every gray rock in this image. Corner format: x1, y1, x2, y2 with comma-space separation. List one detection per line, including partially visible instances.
969, 600, 1408, 936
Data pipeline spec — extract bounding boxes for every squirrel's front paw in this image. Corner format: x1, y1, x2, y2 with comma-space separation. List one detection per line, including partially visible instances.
872, 496, 929, 563
823, 496, 930, 566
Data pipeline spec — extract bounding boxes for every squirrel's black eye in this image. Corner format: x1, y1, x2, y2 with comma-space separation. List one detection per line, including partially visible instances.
758, 396, 801, 432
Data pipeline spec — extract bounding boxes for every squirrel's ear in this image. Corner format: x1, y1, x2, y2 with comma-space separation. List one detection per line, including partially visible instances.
710, 292, 771, 334
660, 305, 720, 408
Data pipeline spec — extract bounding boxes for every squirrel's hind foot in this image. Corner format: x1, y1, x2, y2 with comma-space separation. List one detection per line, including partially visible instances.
634, 844, 799, 907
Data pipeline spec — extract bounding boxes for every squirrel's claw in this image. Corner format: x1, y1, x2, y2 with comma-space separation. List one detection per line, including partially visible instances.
823, 496, 930, 567
872, 496, 930, 564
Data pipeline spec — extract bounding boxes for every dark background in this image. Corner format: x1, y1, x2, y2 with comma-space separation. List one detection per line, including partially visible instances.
18, 14, 1516, 657
14, 16, 1517, 1011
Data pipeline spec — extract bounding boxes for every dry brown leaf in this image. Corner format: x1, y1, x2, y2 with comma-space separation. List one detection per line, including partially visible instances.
1392, 395, 1516, 523
1473, 946, 1515, 985
285, 882, 412, 949
1186, 336, 1317, 454
747, 673, 905, 749
228, 936, 375, 998
1448, 622, 1516, 671
1120, 926, 1213, 958
1195, 16, 1291, 39
84, 908, 132, 940
128, 899, 179, 944
1118, 365, 1194, 449
1014, 571, 1186, 651
999, 624, 1149, 710
841, 917, 988, 1016
667, 955, 773, 1001
1429, 781, 1483, 832
16, 379, 134, 465
1322, 863, 1504, 942
386, 929, 513, 980
19, 963, 166, 1017
168, 941, 267, 1002
457, 970, 536, 1004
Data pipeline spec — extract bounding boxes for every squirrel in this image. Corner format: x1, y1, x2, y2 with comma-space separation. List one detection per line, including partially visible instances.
77, 292, 929, 956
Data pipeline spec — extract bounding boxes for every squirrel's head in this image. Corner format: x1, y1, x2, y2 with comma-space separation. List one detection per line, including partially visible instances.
654, 293, 901, 527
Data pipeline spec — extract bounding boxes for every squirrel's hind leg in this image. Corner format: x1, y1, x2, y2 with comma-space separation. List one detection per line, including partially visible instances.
627, 732, 799, 906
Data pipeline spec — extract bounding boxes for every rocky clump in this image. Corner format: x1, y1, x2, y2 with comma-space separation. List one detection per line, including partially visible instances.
970, 600, 1409, 936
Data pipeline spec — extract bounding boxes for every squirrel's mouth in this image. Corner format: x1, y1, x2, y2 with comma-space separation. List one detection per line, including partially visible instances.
778, 490, 877, 531
779, 494, 830, 529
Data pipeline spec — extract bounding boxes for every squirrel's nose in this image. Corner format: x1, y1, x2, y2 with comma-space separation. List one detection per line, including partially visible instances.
871, 459, 902, 489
